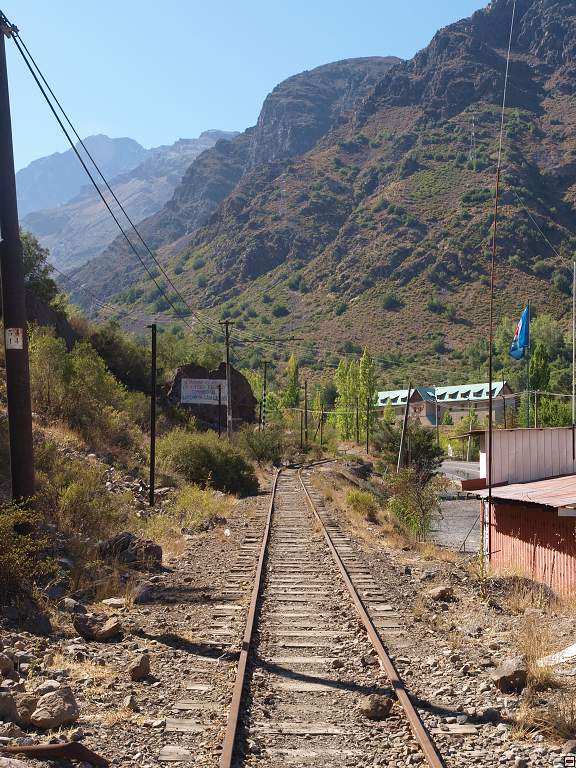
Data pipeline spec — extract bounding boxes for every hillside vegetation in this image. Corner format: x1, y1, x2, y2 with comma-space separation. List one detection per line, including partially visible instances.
69, 0, 576, 387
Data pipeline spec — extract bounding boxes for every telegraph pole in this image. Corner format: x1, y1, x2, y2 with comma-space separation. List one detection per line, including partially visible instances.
259, 361, 268, 430
219, 320, 234, 439
0, 17, 34, 499
320, 401, 324, 448
218, 384, 222, 438
366, 396, 370, 454
304, 380, 308, 447
147, 323, 157, 506
355, 396, 360, 445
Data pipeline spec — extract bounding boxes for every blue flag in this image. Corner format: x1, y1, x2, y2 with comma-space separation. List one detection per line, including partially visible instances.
509, 305, 530, 360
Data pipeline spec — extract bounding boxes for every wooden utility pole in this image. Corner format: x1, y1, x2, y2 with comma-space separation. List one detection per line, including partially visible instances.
300, 410, 303, 449
320, 401, 324, 448
259, 361, 268, 430
147, 323, 157, 506
0, 20, 34, 499
218, 384, 222, 438
219, 320, 234, 439
355, 396, 360, 445
304, 380, 308, 447
397, 383, 412, 473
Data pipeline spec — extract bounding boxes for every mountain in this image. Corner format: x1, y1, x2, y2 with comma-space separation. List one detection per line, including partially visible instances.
76, 0, 576, 385
21, 131, 237, 270
69, 57, 401, 299
16, 135, 147, 217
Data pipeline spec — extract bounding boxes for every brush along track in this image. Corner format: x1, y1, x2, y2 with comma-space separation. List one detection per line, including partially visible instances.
220, 466, 446, 768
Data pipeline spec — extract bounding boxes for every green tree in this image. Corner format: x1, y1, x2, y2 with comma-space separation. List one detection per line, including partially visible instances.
21, 230, 58, 304
358, 347, 377, 437
372, 421, 442, 481
335, 360, 356, 440
281, 354, 300, 408
382, 400, 396, 425
529, 342, 550, 392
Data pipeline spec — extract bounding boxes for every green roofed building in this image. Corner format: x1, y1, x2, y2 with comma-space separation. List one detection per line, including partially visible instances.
375, 381, 514, 426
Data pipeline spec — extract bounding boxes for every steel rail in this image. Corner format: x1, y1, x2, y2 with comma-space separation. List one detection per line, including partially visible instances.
219, 469, 280, 768
298, 468, 447, 768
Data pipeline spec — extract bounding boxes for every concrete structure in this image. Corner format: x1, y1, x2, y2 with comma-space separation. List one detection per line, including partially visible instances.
376, 382, 513, 426
472, 427, 576, 595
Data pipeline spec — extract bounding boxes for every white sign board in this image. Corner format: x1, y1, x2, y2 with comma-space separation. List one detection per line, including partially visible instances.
5, 328, 24, 350
180, 378, 227, 406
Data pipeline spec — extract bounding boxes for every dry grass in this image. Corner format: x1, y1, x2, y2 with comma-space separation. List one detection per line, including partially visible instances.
49, 651, 115, 690
99, 707, 136, 727
513, 691, 576, 741
417, 541, 460, 563
514, 615, 557, 690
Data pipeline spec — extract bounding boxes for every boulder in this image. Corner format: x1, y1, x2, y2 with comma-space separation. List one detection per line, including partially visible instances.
0, 653, 14, 675
72, 613, 122, 642
0, 757, 29, 768
34, 680, 60, 695
427, 585, 455, 601
491, 656, 528, 693
128, 652, 150, 681
0, 722, 24, 737
562, 740, 576, 754
61, 598, 86, 615
30, 686, 79, 729
102, 598, 126, 609
357, 694, 393, 720
0, 692, 18, 723
131, 581, 154, 605
98, 532, 162, 568
13, 693, 38, 725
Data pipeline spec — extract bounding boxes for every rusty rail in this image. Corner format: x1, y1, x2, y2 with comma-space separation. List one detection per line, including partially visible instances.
219, 469, 279, 768
298, 468, 447, 768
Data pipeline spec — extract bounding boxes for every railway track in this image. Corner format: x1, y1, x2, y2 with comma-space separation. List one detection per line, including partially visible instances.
219, 465, 446, 768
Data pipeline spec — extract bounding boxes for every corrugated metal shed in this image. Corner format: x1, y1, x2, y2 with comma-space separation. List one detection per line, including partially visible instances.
478, 475, 576, 508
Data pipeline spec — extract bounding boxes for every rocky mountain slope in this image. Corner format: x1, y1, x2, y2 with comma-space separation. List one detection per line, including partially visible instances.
69, 58, 401, 299
76, 0, 576, 385
16, 135, 147, 217
21, 131, 236, 271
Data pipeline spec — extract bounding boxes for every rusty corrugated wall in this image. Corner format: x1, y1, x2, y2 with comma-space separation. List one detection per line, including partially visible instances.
490, 502, 576, 595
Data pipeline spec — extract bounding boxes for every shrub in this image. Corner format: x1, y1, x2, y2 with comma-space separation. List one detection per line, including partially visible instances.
0, 503, 51, 602
382, 291, 403, 310
170, 485, 230, 531
272, 303, 289, 318
346, 489, 379, 522
157, 429, 258, 496
235, 425, 285, 465
334, 301, 348, 316
386, 469, 438, 539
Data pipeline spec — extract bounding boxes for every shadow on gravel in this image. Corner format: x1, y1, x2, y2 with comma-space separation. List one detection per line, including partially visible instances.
134, 629, 240, 661
141, 585, 215, 605
255, 656, 393, 697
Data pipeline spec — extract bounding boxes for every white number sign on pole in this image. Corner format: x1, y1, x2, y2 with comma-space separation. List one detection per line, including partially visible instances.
5, 328, 24, 350
180, 378, 228, 406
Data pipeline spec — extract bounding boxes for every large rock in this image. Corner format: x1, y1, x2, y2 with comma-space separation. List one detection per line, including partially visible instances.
0, 757, 29, 768
0, 692, 18, 723
491, 656, 528, 693
98, 532, 162, 568
0, 653, 14, 675
128, 652, 150, 681
30, 686, 79, 729
72, 613, 122, 642
426, 585, 455, 602
13, 692, 38, 726
357, 694, 393, 720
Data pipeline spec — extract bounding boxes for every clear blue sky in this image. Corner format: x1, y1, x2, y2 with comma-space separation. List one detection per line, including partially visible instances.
4, 1, 485, 171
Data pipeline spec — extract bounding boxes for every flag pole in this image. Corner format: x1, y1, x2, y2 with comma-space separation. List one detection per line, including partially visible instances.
526, 300, 530, 428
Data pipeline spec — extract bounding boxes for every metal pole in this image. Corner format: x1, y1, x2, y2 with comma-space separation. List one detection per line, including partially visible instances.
320, 401, 324, 448
503, 394, 507, 429
435, 397, 440, 448
304, 380, 308, 447
534, 390, 538, 429
526, 300, 530, 428
0, 25, 34, 499
355, 396, 360, 445
397, 383, 412, 473
219, 320, 234, 439
147, 323, 157, 506
218, 384, 222, 438
572, 261, 576, 426
300, 409, 303, 449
